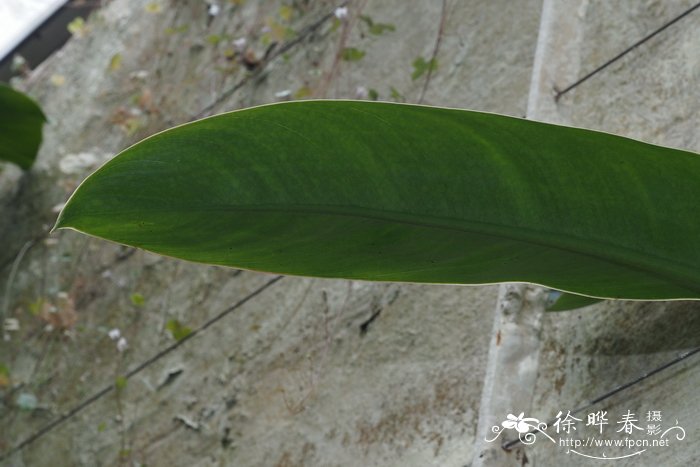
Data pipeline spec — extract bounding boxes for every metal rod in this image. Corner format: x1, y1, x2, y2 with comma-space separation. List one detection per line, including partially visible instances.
502, 346, 700, 451
555, 2, 700, 100
0, 276, 283, 460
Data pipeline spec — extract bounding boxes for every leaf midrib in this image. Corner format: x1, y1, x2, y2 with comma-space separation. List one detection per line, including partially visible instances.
75, 202, 700, 294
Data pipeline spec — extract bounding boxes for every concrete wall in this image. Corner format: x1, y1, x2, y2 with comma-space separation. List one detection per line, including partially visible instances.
0, 0, 697, 466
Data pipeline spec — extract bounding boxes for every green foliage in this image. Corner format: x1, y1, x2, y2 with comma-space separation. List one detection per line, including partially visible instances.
293, 86, 312, 99
278, 4, 294, 22
359, 15, 396, 35
330, 18, 342, 33
144, 2, 162, 13
108, 53, 122, 72
115, 376, 128, 391
67, 17, 87, 37
28, 298, 45, 315
546, 292, 603, 312
262, 17, 296, 44
341, 47, 366, 62
0, 84, 46, 169
55, 101, 700, 301
0, 363, 10, 387
206, 35, 222, 45
389, 86, 404, 102
130, 292, 145, 307
411, 56, 438, 80
166, 319, 192, 342
164, 24, 190, 35
206, 34, 228, 45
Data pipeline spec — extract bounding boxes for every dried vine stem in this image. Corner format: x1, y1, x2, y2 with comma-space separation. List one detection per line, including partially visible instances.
315, 0, 368, 98
0, 276, 283, 460
195, 1, 349, 119
418, 0, 448, 104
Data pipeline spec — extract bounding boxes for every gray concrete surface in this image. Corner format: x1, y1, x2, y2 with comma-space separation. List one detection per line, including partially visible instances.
0, 0, 698, 466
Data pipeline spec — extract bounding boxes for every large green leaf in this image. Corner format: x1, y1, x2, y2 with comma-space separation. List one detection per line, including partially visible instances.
0, 83, 46, 169
546, 292, 603, 312
55, 101, 700, 300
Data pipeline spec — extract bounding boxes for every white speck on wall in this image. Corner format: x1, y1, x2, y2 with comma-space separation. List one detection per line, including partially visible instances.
334, 6, 348, 20
0, 0, 67, 61
116, 336, 128, 352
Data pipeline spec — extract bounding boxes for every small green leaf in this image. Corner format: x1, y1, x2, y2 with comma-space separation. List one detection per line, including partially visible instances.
546, 291, 603, 312
278, 5, 294, 22
368, 88, 379, 101
411, 56, 438, 80
389, 86, 404, 101
67, 17, 87, 37
28, 298, 45, 315
0, 363, 10, 387
341, 47, 365, 62
370, 23, 395, 35
115, 376, 128, 391
359, 15, 374, 27
109, 53, 122, 72
165, 24, 190, 35
97, 421, 107, 432
359, 15, 395, 35
293, 86, 312, 99
206, 34, 223, 45
145, 2, 162, 13
0, 84, 46, 169
264, 18, 295, 42
130, 292, 145, 307
330, 18, 342, 32
166, 319, 192, 342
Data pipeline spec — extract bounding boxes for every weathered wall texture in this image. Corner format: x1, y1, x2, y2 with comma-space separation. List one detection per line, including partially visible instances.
0, 0, 698, 466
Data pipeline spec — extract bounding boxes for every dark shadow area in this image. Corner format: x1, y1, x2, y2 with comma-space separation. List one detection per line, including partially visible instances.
0, 2, 98, 83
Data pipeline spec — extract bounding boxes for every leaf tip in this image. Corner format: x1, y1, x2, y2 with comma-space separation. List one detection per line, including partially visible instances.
50, 220, 64, 234
51, 207, 71, 233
